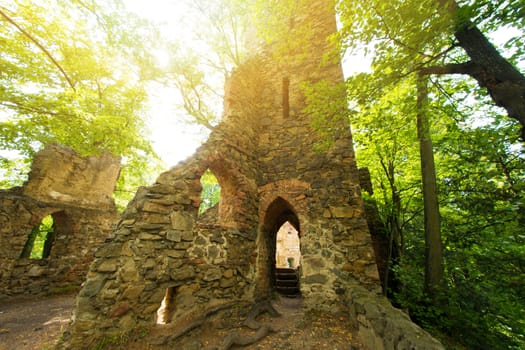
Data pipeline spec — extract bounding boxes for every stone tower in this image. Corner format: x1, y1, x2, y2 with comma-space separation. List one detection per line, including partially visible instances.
63, 0, 379, 347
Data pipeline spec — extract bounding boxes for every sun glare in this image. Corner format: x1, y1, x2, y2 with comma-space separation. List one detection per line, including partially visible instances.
123, 1, 209, 167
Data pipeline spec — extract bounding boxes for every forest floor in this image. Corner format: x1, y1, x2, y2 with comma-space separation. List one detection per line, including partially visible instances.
0, 293, 75, 350
0, 294, 362, 350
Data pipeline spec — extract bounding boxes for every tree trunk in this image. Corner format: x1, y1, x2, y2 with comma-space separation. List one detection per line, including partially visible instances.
429, 0, 525, 139
416, 74, 443, 299
454, 24, 525, 140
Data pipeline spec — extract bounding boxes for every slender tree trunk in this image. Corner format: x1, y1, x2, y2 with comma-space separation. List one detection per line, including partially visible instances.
378, 159, 403, 296
416, 74, 443, 299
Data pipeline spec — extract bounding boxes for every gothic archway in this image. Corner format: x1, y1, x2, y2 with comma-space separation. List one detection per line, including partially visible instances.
256, 197, 301, 299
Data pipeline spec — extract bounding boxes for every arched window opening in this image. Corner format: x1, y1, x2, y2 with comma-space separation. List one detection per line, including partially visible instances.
20, 214, 56, 259
198, 169, 221, 216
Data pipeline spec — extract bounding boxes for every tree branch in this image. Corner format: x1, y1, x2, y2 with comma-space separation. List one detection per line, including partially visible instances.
0, 7, 76, 91
419, 61, 483, 76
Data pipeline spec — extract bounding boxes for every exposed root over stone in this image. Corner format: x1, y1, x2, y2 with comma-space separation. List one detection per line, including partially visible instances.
149, 302, 235, 346
242, 299, 281, 330
217, 324, 275, 350
208, 299, 280, 350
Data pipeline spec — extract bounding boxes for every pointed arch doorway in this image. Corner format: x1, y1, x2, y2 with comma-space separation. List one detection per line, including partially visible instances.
257, 197, 301, 299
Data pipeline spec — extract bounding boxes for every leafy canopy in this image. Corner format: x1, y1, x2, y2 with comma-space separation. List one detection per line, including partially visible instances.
0, 0, 163, 206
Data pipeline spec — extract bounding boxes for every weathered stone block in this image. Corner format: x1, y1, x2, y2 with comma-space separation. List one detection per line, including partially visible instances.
120, 259, 139, 282
100, 288, 120, 300
27, 265, 46, 277
122, 285, 145, 300
170, 211, 194, 231
142, 202, 173, 214
181, 230, 195, 242
304, 273, 328, 284
166, 249, 186, 258
166, 230, 182, 242
144, 213, 171, 224
139, 233, 162, 241
79, 276, 106, 297
97, 260, 118, 273
170, 265, 195, 281
328, 206, 355, 218
220, 277, 236, 288
203, 266, 222, 281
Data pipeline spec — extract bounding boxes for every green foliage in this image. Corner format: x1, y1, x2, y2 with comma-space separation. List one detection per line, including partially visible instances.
336, 0, 525, 346
351, 75, 525, 347
302, 80, 349, 151
0, 0, 162, 204
0, 154, 30, 188
157, 0, 255, 130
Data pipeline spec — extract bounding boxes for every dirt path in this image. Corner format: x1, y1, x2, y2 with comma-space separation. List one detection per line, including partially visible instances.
0, 294, 75, 350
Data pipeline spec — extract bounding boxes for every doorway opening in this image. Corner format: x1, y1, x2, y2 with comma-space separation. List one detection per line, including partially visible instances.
259, 197, 301, 298
275, 221, 301, 297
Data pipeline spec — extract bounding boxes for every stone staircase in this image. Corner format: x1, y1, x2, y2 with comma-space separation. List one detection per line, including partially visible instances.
275, 268, 300, 297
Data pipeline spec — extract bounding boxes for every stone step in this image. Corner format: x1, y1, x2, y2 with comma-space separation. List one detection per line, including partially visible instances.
276, 273, 298, 281
275, 285, 301, 296
275, 268, 298, 280
275, 278, 298, 287
275, 268, 300, 297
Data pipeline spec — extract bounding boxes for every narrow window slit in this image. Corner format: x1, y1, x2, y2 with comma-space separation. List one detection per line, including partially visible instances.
282, 77, 290, 118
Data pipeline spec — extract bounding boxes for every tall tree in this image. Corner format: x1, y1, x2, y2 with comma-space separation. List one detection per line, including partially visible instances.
337, 0, 525, 138
0, 0, 162, 206
416, 74, 443, 298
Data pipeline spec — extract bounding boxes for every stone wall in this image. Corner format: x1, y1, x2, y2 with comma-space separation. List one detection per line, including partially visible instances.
0, 144, 120, 298
344, 282, 445, 350
61, 1, 442, 348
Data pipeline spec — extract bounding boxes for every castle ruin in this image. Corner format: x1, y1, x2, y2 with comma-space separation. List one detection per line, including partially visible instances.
0, 144, 120, 298
61, 1, 443, 348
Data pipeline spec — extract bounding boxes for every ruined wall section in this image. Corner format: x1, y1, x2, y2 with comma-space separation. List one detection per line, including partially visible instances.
23, 144, 120, 210
0, 144, 119, 298
64, 82, 267, 347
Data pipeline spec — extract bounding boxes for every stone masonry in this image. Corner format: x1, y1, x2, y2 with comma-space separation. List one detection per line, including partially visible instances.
63, 1, 443, 349
0, 144, 120, 298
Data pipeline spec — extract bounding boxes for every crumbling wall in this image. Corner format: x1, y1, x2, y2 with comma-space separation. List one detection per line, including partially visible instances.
0, 144, 120, 298
344, 283, 445, 350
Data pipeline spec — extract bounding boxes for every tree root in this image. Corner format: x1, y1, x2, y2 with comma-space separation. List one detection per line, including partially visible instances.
211, 299, 280, 350
150, 302, 235, 345
242, 299, 280, 330
217, 324, 275, 350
